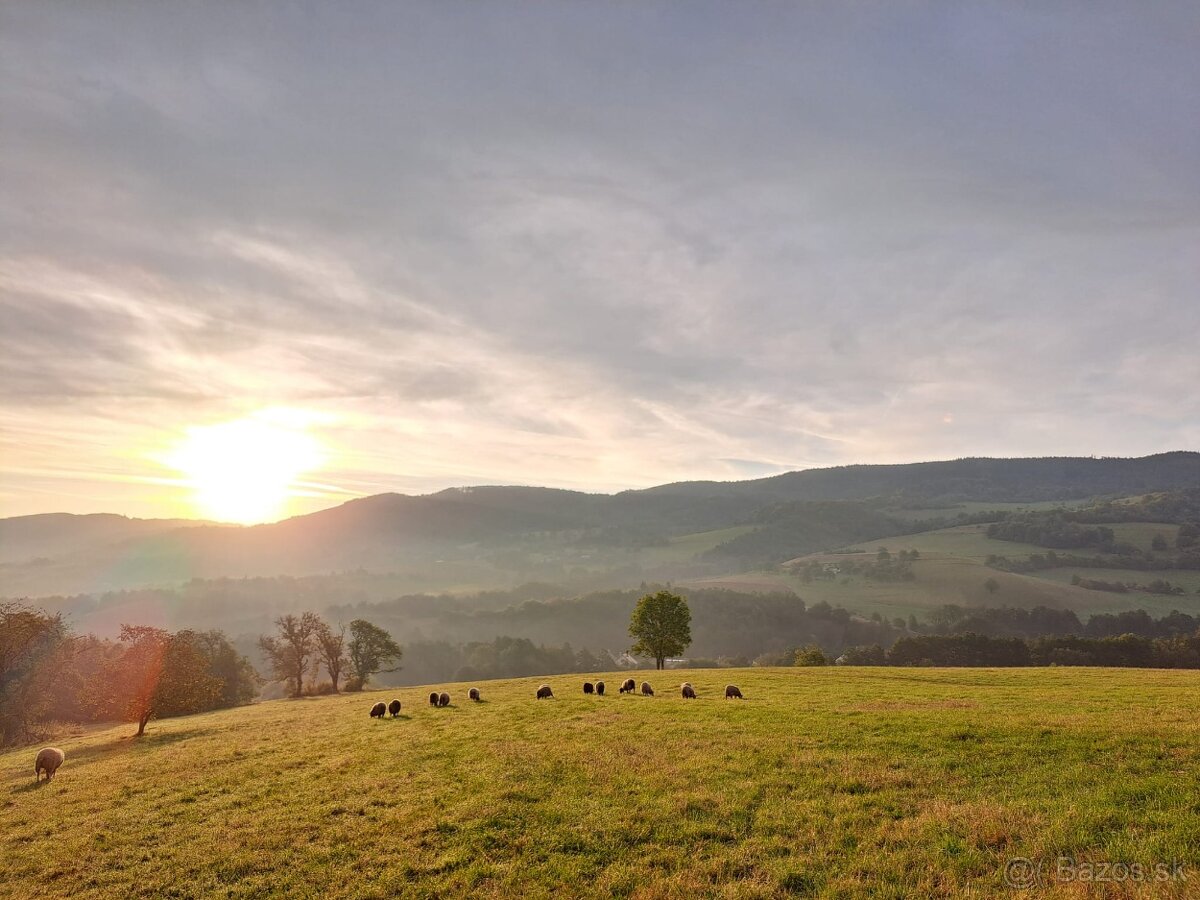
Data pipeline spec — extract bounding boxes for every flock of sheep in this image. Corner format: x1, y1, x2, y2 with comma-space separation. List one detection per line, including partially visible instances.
31, 679, 748, 781
368, 678, 745, 717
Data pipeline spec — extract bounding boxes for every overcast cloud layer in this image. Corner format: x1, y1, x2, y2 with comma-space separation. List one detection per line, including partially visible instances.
2, 2, 1198, 520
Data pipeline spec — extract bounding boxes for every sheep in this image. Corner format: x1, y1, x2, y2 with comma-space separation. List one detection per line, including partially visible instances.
536, 684, 553, 700
388, 699, 402, 717
370, 701, 387, 718
429, 691, 440, 707
438, 692, 451, 707
583, 681, 594, 694
595, 681, 605, 695
468, 687, 481, 702
34, 747, 64, 783
641, 681, 654, 696
681, 682, 696, 699
725, 684, 744, 700
619, 678, 636, 694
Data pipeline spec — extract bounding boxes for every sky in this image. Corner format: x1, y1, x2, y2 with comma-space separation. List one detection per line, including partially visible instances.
2, 2, 1198, 522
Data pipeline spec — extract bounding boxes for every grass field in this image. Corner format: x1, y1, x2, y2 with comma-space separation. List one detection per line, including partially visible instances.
641, 526, 758, 565
4, 668, 1199, 898
681, 523, 1200, 622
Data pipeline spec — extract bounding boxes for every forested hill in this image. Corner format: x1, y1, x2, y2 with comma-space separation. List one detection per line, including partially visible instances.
2, 452, 1197, 597
636, 452, 1200, 503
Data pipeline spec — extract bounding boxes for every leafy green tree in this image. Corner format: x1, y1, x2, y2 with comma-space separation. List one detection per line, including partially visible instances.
628, 590, 692, 670
839, 644, 886, 665
191, 630, 259, 706
346, 619, 402, 689
794, 644, 828, 666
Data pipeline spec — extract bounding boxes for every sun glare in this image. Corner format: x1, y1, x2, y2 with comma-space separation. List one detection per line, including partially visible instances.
166, 412, 324, 524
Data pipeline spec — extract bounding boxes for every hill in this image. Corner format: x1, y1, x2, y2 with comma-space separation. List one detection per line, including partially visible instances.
3, 453, 1197, 598
3, 667, 1197, 898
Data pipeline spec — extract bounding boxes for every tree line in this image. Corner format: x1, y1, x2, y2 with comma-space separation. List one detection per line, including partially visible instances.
0, 602, 404, 746
833, 632, 1200, 669
1, 602, 258, 745
257, 613, 401, 697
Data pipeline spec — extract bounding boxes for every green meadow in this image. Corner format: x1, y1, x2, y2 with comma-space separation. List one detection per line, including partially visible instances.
3, 668, 1198, 898
680, 522, 1200, 622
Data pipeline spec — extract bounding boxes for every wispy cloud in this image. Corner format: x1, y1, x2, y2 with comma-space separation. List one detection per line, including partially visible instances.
1, 2, 1197, 519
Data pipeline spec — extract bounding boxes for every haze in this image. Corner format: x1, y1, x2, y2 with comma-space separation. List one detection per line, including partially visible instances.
2, 2, 1198, 523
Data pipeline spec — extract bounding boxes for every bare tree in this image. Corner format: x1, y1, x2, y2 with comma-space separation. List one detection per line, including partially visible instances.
258, 612, 323, 698
315, 622, 348, 693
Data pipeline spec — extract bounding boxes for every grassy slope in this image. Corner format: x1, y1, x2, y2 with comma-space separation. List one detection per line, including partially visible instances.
640, 526, 758, 565
686, 524, 1200, 621
4, 669, 1199, 899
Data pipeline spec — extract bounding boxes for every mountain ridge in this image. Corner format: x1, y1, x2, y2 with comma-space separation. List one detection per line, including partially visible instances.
2, 452, 1196, 598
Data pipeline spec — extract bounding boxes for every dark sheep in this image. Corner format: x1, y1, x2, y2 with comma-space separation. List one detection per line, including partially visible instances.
388, 699, 402, 717
596, 681, 605, 695
725, 684, 744, 700
34, 747, 65, 782
583, 681, 594, 694
468, 687, 481, 702
370, 701, 387, 718
536, 684, 553, 700
619, 678, 636, 694
681, 682, 696, 699
641, 681, 654, 696
429, 691, 440, 707
438, 692, 451, 707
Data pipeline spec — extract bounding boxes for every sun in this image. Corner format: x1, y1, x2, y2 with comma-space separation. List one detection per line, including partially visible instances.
166, 412, 324, 524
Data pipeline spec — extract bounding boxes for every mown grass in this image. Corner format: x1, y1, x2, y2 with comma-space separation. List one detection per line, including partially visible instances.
3, 668, 1199, 899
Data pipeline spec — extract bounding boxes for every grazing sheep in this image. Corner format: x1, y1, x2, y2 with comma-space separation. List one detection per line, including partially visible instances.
725, 684, 744, 700
34, 747, 64, 782
438, 692, 451, 707
468, 687, 481, 702
370, 701, 387, 718
536, 684, 553, 700
429, 691, 440, 707
388, 699, 402, 717
619, 678, 636, 694
641, 681, 654, 696
583, 681, 594, 694
596, 681, 605, 695
681, 682, 696, 699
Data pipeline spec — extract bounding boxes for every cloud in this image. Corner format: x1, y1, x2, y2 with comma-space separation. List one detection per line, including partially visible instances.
1, 1, 1198, 519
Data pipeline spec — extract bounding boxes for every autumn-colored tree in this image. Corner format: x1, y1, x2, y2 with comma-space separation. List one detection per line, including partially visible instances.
0, 603, 72, 745
259, 612, 323, 698
100, 627, 225, 736
100, 626, 170, 736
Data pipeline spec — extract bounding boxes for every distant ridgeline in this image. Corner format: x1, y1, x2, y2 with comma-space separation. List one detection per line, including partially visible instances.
2, 452, 1198, 597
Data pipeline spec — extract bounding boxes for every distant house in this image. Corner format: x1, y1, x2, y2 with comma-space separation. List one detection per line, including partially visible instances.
664, 658, 689, 668
614, 652, 640, 668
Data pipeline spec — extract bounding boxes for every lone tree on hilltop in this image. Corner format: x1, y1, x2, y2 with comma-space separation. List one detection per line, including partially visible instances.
346, 619, 402, 690
629, 590, 692, 670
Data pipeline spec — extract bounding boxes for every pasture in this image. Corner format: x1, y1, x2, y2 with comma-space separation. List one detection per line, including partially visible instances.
3, 668, 1199, 898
